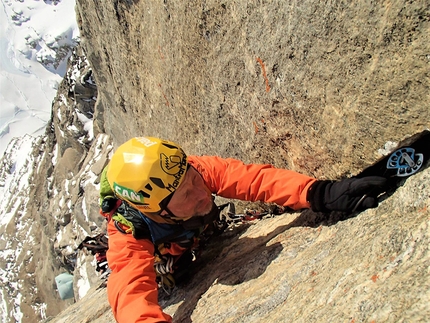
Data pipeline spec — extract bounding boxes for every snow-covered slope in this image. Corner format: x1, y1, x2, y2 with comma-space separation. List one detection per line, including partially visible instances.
0, 44, 104, 322
0, 0, 79, 155
0, 135, 40, 322
0, 3, 81, 318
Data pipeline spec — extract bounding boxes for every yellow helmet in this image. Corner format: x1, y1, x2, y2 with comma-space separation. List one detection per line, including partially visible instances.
106, 137, 188, 213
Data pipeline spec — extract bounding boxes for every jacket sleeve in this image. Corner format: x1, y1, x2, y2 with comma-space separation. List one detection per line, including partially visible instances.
106, 220, 172, 323
188, 155, 316, 210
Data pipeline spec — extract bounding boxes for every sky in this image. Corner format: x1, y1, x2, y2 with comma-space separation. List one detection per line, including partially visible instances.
0, 0, 79, 156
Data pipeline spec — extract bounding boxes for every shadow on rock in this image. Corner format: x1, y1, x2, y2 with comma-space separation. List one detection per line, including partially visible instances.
160, 216, 312, 322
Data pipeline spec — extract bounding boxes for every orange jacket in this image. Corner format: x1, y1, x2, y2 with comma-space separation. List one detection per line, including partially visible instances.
106, 155, 316, 322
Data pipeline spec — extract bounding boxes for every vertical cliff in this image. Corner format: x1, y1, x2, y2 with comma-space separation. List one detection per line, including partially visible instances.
75, 0, 428, 178
3, 0, 429, 322
57, 0, 428, 321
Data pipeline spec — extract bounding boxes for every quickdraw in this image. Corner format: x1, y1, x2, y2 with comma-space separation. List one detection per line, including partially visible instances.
216, 202, 284, 229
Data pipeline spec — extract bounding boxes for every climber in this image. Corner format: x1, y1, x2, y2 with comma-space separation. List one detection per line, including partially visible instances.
99, 136, 387, 323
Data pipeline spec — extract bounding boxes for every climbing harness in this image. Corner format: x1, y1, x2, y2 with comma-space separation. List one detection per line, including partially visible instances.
99, 196, 284, 293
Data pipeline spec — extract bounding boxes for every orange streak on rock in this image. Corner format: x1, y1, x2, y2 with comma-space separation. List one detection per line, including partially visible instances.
256, 57, 271, 92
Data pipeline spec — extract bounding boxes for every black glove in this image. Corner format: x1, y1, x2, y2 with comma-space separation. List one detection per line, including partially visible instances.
307, 176, 387, 213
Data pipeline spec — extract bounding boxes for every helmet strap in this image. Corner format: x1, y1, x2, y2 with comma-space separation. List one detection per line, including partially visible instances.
158, 192, 178, 219
156, 163, 192, 220
160, 205, 178, 219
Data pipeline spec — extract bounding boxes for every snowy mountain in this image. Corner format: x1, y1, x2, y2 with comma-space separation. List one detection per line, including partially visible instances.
0, 2, 104, 321
0, 134, 42, 322
0, 0, 79, 155
0, 45, 104, 322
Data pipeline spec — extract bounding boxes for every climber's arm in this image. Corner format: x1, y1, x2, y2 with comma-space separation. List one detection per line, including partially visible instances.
189, 155, 386, 213
106, 221, 171, 323
188, 155, 316, 210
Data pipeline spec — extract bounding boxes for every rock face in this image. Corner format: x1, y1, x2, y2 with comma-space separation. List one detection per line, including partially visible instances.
75, 0, 429, 179
1, 0, 429, 322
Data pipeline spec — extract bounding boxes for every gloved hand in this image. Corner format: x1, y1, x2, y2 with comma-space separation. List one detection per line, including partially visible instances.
307, 176, 387, 213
